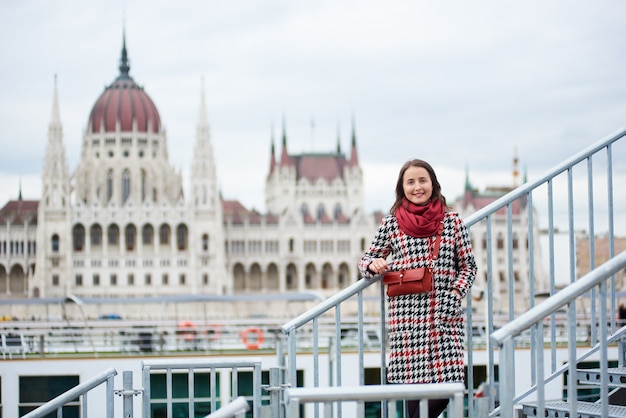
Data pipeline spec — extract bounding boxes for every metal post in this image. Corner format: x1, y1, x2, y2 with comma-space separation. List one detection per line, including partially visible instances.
122, 371, 134, 418
267, 367, 282, 418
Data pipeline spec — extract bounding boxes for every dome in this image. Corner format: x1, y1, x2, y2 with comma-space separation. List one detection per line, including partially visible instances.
87, 38, 161, 134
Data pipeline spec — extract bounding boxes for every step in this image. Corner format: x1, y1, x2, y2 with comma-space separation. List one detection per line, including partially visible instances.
522, 401, 626, 418
578, 367, 626, 388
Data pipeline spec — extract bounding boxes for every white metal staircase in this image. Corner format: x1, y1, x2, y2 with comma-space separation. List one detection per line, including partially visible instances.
522, 339, 626, 418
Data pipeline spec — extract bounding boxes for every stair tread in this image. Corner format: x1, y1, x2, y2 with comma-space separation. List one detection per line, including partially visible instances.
579, 367, 626, 374
523, 401, 626, 418
577, 367, 626, 388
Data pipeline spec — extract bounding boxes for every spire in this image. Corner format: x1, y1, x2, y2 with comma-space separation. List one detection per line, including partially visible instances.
190, 76, 218, 209
42, 75, 70, 208
197, 75, 209, 130
48, 74, 63, 146
336, 123, 341, 154
465, 165, 472, 191
18, 177, 22, 201
50, 74, 61, 126
281, 114, 287, 148
280, 115, 290, 167
349, 114, 359, 167
269, 124, 277, 175
118, 28, 131, 80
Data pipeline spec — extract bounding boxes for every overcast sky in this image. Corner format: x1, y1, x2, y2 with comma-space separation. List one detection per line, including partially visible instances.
1, 0, 625, 232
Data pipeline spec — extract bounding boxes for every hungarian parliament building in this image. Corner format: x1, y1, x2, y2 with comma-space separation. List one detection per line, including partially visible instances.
0, 38, 543, 320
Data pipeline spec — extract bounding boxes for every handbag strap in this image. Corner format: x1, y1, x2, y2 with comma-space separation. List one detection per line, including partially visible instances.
430, 222, 444, 261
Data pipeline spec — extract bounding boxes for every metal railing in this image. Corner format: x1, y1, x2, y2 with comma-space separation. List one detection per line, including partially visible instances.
21, 367, 117, 418
280, 126, 626, 418
142, 358, 263, 418
285, 383, 466, 418
492, 251, 626, 418
205, 396, 250, 418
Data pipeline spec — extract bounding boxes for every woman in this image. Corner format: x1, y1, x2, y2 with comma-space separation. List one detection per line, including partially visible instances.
359, 159, 477, 418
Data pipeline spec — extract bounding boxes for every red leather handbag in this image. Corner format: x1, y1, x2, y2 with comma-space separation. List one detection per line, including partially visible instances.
382, 224, 443, 297
383, 267, 433, 296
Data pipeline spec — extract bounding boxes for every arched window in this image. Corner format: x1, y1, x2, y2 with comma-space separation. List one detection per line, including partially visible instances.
72, 224, 85, 251
125, 224, 136, 251
90, 224, 102, 246
300, 203, 308, 217
141, 169, 147, 202
317, 203, 325, 220
142, 224, 154, 245
108, 224, 120, 245
106, 169, 113, 202
122, 169, 131, 203
176, 224, 188, 251
202, 234, 209, 251
51, 234, 60, 253
334, 203, 342, 219
159, 224, 170, 245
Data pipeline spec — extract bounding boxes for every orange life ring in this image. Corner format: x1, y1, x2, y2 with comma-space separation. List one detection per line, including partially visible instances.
240, 327, 264, 350
177, 321, 197, 342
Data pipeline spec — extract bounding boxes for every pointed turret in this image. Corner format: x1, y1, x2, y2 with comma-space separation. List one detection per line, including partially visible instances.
41, 75, 70, 208
117, 28, 131, 80
349, 115, 359, 167
269, 125, 277, 175
336, 123, 341, 154
279, 115, 290, 167
190, 77, 218, 209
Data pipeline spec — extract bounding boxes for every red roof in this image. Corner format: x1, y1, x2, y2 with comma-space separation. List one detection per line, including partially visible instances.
0, 200, 38, 225
88, 78, 161, 134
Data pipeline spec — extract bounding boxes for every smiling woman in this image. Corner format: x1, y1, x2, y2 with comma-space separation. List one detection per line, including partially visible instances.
359, 159, 477, 418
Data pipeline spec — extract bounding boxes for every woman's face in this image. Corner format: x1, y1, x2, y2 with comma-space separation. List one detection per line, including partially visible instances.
402, 166, 433, 206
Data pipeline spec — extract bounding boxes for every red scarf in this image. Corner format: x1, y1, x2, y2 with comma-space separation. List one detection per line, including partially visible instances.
395, 198, 446, 238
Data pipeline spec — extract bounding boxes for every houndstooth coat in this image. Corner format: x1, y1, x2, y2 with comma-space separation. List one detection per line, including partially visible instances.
359, 211, 477, 384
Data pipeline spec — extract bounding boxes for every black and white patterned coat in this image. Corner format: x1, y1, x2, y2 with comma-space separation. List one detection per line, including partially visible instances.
359, 211, 477, 384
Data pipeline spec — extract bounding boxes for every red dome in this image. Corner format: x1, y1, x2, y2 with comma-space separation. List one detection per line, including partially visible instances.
87, 39, 161, 134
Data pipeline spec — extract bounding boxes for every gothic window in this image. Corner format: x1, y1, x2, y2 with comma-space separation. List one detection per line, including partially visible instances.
90, 224, 102, 246
202, 234, 209, 251
142, 224, 154, 245
141, 169, 147, 202
317, 203, 325, 220
300, 203, 308, 217
159, 224, 170, 245
334, 203, 342, 219
72, 224, 85, 252
512, 233, 519, 249
106, 170, 113, 202
51, 234, 60, 253
286, 263, 298, 290
176, 224, 188, 251
125, 224, 137, 251
122, 169, 130, 203
108, 224, 120, 246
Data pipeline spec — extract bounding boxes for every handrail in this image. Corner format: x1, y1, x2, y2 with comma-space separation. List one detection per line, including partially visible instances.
281, 277, 376, 333
285, 383, 465, 418
22, 367, 117, 418
205, 396, 250, 418
464, 126, 626, 228
491, 250, 626, 345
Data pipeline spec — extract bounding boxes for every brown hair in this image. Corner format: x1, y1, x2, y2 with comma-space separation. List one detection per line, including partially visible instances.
390, 159, 447, 214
